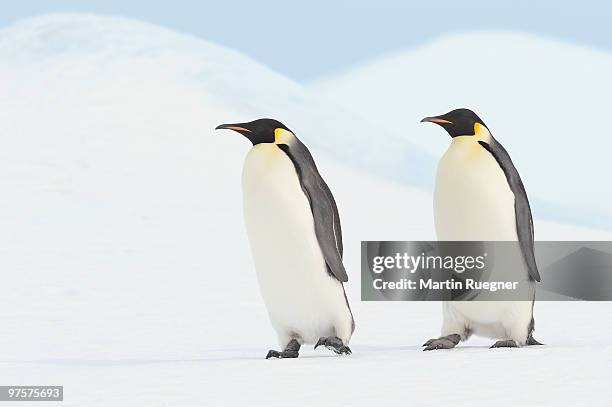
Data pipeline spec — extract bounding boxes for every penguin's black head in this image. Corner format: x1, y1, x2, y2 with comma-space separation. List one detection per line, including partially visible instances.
421, 108, 488, 138
215, 118, 292, 145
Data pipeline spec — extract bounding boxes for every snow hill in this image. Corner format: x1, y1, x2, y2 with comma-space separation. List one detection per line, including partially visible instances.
1, 12, 435, 187
1, 14, 611, 406
315, 32, 612, 230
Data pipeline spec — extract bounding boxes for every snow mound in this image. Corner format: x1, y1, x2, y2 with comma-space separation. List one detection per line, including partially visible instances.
0, 13, 434, 189
315, 32, 612, 229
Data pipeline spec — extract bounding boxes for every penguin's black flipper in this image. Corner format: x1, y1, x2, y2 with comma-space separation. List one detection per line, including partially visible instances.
277, 142, 348, 283
478, 139, 541, 282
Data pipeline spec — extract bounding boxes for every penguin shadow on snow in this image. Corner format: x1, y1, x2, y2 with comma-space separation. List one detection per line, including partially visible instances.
18, 356, 265, 366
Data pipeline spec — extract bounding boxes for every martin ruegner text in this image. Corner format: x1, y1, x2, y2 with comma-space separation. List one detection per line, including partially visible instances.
372, 278, 518, 292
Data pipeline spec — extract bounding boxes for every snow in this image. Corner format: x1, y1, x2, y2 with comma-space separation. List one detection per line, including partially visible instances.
0, 12, 434, 189
314, 32, 612, 230
1, 14, 611, 406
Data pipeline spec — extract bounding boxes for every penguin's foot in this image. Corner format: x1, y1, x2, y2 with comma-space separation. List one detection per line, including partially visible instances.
490, 339, 518, 348
314, 336, 352, 355
526, 335, 544, 346
266, 339, 300, 359
265, 349, 298, 359
422, 334, 461, 351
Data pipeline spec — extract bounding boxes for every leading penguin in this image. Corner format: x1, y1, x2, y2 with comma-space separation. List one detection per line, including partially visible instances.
421, 108, 543, 350
216, 118, 354, 358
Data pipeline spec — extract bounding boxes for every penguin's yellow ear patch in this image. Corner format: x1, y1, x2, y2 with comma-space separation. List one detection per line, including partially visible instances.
274, 128, 293, 144
474, 122, 492, 143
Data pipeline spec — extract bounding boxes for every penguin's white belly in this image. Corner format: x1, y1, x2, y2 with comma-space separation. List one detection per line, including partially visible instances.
241, 144, 351, 345
434, 137, 517, 242
434, 138, 531, 342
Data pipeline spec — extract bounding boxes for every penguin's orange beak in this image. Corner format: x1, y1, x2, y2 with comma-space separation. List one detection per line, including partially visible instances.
215, 123, 252, 132
420, 117, 453, 124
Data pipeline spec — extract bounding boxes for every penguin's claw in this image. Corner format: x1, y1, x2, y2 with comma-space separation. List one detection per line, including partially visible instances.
526, 335, 544, 346
423, 334, 461, 351
331, 345, 352, 355
422, 339, 456, 351
490, 339, 518, 348
265, 349, 299, 359
314, 336, 352, 355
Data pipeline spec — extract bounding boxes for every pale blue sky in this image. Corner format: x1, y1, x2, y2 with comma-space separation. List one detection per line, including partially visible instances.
1, 1, 610, 81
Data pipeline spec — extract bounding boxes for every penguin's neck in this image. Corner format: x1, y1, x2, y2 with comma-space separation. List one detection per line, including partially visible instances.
243, 143, 287, 176
450, 123, 492, 146
446, 136, 484, 161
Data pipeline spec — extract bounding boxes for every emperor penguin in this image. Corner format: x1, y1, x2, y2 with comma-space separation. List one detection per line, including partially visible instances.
215, 118, 354, 358
421, 108, 543, 350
